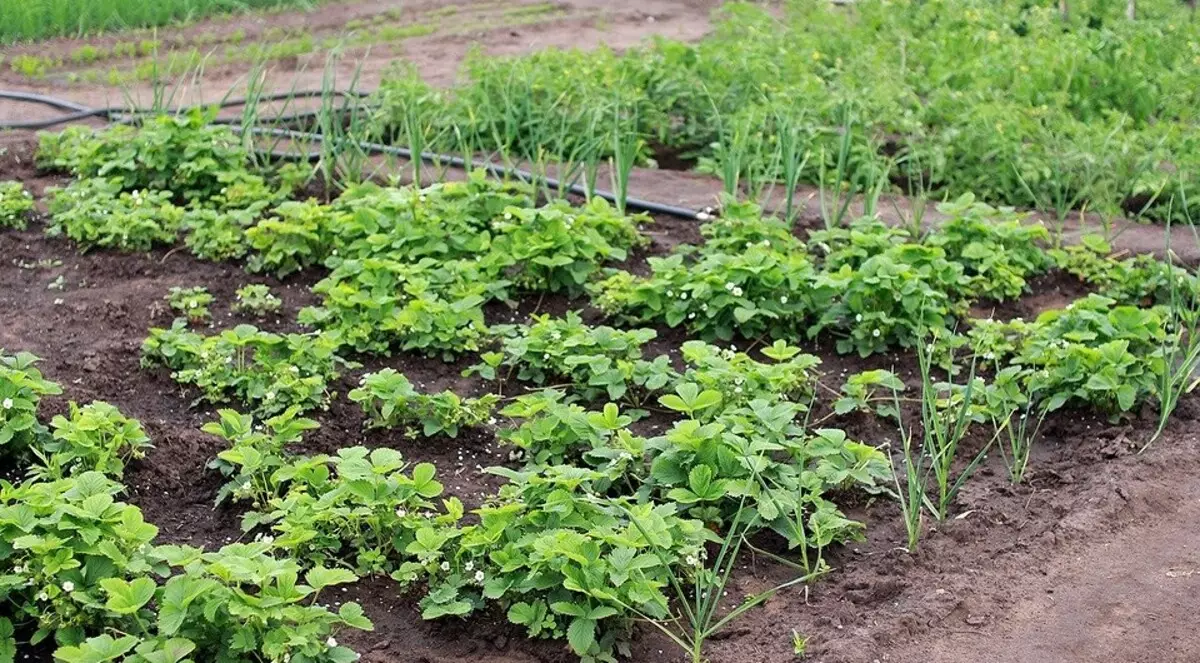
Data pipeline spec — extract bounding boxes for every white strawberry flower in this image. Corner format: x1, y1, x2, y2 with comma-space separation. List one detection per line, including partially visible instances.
2, 398, 12, 409
62, 581, 75, 592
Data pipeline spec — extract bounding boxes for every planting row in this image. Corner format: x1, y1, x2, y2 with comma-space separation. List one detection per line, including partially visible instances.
366, 0, 1200, 223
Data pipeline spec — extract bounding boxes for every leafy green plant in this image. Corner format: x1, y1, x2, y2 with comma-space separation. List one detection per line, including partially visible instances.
0, 472, 161, 650
926, 193, 1052, 301
0, 351, 62, 459
593, 248, 817, 342
834, 369, 906, 419
246, 199, 344, 277
46, 178, 184, 253
37, 109, 254, 204
485, 198, 648, 295
165, 286, 213, 323
0, 180, 34, 229
204, 407, 319, 507
55, 541, 372, 663
649, 383, 890, 564
31, 401, 152, 480
496, 391, 636, 466
233, 283, 282, 317
679, 340, 820, 410
810, 244, 963, 356
299, 257, 499, 359
141, 321, 352, 416
468, 312, 675, 404
350, 368, 498, 438
250, 447, 458, 576
404, 464, 713, 662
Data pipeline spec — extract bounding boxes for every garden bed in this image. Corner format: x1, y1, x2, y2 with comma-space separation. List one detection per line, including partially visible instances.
3, 127, 1199, 663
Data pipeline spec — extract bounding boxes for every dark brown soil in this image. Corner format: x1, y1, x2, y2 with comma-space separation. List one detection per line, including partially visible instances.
3, 131, 1200, 663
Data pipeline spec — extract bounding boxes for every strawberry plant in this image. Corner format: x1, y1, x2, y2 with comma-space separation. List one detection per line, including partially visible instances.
496, 390, 637, 465
251, 447, 459, 576
405, 464, 713, 662
204, 407, 319, 507
58, 541, 373, 663
484, 198, 648, 295
926, 194, 1052, 301
810, 244, 964, 356
31, 401, 152, 480
233, 283, 282, 317
299, 257, 500, 359
967, 294, 1169, 417
246, 199, 345, 277
0, 180, 34, 229
46, 178, 184, 253
0, 471, 162, 650
349, 368, 498, 438
165, 286, 213, 323
141, 321, 352, 416
1054, 235, 1199, 308
182, 207, 258, 262
834, 369, 906, 419
593, 247, 818, 341
469, 311, 676, 404
679, 340, 820, 409
36, 109, 254, 204
331, 171, 533, 263
0, 351, 62, 459
648, 386, 889, 556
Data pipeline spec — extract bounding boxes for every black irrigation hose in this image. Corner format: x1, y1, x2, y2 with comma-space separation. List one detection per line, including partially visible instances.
0, 89, 369, 130
0, 89, 702, 220
248, 126, 704, 220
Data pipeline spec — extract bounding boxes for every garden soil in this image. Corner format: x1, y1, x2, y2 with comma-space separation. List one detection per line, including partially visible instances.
3, 132, 1200, 663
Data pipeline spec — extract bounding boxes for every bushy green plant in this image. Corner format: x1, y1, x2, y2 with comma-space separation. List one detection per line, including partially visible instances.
251, 448, 458, 576
299, 257, 500, 359
810, 244, 964, 356
46, 178, 184, 252
402, 464, 713, 662
496, 390, 636, 466
204, 407, 319, 507
37, 109, 254, 204
485, 198, 648, 295
468, 312, 675, 404
1054, 235, 1199, 307
165, 286, 213, 322
649, 386, 890, 555
233, 283, 282, 317
246, 199, 345, 277
0, 472, 162, 649
349, 369, 498, 438
182, 207, 257, 262
966, 294, 1168, 417
678, 340, 820, 409
592, 248, 817, 341
0, 180, 34, 229
54, 542, 371, 663
834, 369, 906, 419
141, 321, 352, 416
331, 170, 534, 263
926, 193, 1052, 300
0, 351, 62, 459
31, 401, 152, 480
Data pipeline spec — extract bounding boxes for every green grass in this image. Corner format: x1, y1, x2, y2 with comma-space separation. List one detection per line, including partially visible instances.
0, 0, 328, 44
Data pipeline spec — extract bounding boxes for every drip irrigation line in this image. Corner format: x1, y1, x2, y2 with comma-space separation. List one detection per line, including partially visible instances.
0, 89, 701, 220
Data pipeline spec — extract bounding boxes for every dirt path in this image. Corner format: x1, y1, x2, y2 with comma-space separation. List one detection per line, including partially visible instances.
890, 471, 1200, 663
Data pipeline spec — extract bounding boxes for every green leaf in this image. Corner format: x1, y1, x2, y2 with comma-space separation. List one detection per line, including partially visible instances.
566, 617, 597, 655
339, 602, 375, 630
53, 634, 138, 663
305, 566, 359, 590
100, 577, 156, 615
